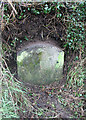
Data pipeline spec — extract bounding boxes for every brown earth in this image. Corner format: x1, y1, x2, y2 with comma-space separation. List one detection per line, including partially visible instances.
1, 8, 75, 118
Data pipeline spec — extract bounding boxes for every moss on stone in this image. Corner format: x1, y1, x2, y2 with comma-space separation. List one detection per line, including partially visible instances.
17, 45, 64, 85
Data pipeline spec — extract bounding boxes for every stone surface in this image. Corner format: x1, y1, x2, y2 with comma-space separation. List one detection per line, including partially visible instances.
17, 43, 64, 85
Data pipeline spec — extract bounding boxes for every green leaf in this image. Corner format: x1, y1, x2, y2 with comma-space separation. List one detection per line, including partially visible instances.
23, 15, 26, 18
20, 40, 22, 43
57, 14, 59, 17
52, 104, 55, 108
21, 13, 23, 16
19, 16, 22, 19
82, 45, 84, 49
56, 5, 60, 9
59, 14, 62, 17
78, 94, 82, 97
28, 93, 33, 96
44, 6, 48, 11
67, 34, 70, 38
44, 10, 48, 14
68, 43, 71, 46
28, 8, 30, 11
24, 36, 28, 41
75, 56, 78, 60
78, 102, 83, 107
38, 112, 43, 116
34, 10, 40, 15
23, 10, 26, 12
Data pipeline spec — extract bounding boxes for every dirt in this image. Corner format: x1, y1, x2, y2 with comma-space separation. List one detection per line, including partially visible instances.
19, 81, 73, 118
2, 8, 75, 118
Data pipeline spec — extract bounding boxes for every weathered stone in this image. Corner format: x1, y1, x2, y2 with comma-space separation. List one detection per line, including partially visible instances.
17, 43, 64, 85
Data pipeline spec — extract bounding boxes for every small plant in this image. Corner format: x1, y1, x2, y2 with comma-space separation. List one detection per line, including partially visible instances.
24, 36, 28, 41
11, 37, 18, 47
1, 58, 33, 118
64, 2, 85, 52
43, 4, 51, 14
31, 8, 40, 15
4, 4, 8, 11
1, 1, 85, 118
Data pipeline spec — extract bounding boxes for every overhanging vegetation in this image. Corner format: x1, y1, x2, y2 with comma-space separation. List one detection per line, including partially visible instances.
0, 1, 86, 119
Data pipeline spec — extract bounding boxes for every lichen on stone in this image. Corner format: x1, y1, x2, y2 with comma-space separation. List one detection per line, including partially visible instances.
17, 44, 64, 85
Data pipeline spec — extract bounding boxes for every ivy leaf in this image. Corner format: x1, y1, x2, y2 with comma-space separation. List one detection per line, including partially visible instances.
57, 14, 59, 17
19, 16, 22, 19
28, 8, 30, 11
21, 13, 23, 16
44, 10, 48, 14
23, 10, 26, 12
24, 36, 28, 41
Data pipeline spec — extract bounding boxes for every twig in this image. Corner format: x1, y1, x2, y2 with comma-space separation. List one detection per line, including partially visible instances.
1, 2, 4, 31
7, 0, 17, 15
5, 10, 14, 25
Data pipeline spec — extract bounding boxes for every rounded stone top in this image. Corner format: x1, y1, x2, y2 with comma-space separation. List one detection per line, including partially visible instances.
17, 42, 64, 85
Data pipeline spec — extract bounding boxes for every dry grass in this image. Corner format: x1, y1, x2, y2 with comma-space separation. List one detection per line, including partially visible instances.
0, 1, 85, 118
1, 57, 33, 118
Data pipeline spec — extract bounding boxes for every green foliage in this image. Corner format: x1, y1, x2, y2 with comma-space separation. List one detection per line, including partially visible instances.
1, 59, 32, 118
24, 36, 29, 41
4, 4, 8, 11
43, 4, 52, 14
57, 95, 68, 107
67, 59, 85, 94
3, 14, 10, 23
64, 2, 85, 51
2, 2, 85, 118
65, 59, 85, 117
11, 37, 18, 47
31, 8, 40, 15
30, 2, 63, 16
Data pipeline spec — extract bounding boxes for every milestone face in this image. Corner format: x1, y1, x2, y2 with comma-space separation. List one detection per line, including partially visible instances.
17, 43, 64, 85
